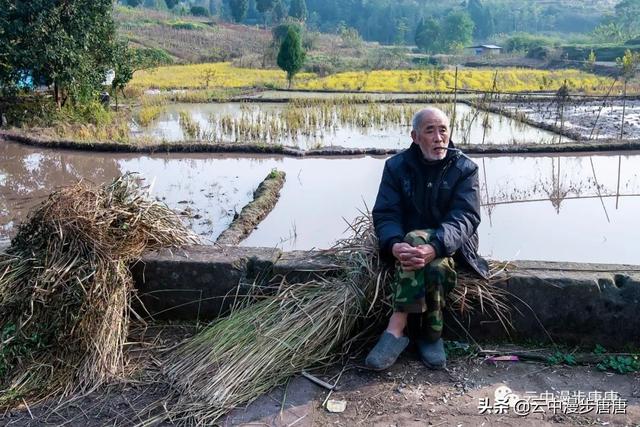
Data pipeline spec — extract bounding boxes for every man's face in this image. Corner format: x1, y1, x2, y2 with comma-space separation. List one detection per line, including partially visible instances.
411, 111, 450, 161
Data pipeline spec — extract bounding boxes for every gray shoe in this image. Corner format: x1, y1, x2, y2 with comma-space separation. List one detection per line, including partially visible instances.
365, 331, 409, 371
416, 338, 446, 369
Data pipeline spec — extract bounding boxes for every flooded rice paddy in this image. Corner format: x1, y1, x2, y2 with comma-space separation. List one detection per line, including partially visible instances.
131, 102, 562, 148
241, 91, 465, 101
1, 140, 638, 265
501, 99, 640, 140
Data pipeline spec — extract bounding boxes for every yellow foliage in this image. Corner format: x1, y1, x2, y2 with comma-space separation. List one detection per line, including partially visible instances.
297, 68, 614, 94
130, 62, 618, 95
130, 62, 314, 90
136, 105, 165, 127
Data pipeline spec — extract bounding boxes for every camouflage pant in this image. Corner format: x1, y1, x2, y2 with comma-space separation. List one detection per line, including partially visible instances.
392, 229, 457, 342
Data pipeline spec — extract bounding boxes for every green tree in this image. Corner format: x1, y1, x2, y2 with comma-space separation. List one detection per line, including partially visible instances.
165, 0, 179, 9
272, 0, 287, 23
591, 22, 625, 43
277, 27, 306, 88
395, 17, 409, 45
415, 17, 442, 54
0, 0, 119, 108
442, 11, 474, 52
289, 0, 307, 21
467, 0, 493, 39
144, 0, 168, 10
0, 3, 15, 87
127, 0, 142, 7
256, 0, 274, 27
256, 0, 274, 15
227, 0, 248, 22
272, 23, 302, 45
111, 40, 134, 110
614, 0, 640, 36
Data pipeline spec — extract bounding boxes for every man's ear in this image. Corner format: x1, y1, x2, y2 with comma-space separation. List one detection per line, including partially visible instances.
410, 129, 417, 142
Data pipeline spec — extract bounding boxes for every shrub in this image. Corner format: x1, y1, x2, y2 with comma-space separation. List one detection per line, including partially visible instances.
0, 96, 58, 127
504, 33, 557, 53
303, 57, 335, 76
562, 44, 640, 62
338, 26, 362, 49
302, 31, 319, 50
526, 46, 558, 60
167, 20, 205, 30
190, 6, 209, 17
134, 47, 174, 68
59, 101, 113, 126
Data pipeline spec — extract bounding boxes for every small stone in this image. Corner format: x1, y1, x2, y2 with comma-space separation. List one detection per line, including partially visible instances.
326, 400, 347, 413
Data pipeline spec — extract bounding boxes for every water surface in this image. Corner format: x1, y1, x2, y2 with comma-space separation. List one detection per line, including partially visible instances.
132, 102, 562, 147
1, 140, 637, 264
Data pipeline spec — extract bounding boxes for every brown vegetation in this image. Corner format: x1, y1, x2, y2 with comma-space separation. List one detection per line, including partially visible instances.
0, 175, 199, 405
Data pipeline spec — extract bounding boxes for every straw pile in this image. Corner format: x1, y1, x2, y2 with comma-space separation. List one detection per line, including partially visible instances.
154, 215, 511, 425
0, 175, 199, 405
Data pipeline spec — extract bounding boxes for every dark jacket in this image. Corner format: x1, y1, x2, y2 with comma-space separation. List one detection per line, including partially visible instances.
372, 142, 489, 279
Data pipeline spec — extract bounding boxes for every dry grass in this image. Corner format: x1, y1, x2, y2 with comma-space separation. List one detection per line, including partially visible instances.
49, 115, 132, 143
0, 175, 199, 406
150, 215, 511, 425
116, 7, 271, 64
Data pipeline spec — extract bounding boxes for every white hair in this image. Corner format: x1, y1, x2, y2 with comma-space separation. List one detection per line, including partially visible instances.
411, 107, 449, 132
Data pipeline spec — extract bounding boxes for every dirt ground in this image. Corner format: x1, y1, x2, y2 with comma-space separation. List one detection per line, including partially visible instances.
3, 341, 639, 427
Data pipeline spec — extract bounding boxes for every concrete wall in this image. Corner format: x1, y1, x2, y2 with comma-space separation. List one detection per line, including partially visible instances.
132, 245, 640, 350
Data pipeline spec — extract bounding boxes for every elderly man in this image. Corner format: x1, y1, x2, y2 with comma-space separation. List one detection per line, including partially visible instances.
366, 107, 488, 370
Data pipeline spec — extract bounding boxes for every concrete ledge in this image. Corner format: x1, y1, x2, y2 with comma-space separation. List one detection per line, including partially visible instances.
455, 260, 640, 349
132, 246, 640, 349
4, 130, 640, 156
131, 245, 282, 319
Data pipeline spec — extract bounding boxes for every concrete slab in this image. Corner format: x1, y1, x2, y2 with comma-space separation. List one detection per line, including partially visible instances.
131, 246, 640, 349
132, 245, 281, 319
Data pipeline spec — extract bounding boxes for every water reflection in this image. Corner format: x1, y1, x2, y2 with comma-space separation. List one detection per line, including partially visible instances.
241, 153, 640, 264
0, 140, 638, 264
0, 146, 123, 239
132, 102, 560, 148
0, 142, 278, 243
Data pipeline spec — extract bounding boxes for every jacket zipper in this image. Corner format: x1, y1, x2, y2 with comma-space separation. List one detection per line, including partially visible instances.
428, 152, 459, 221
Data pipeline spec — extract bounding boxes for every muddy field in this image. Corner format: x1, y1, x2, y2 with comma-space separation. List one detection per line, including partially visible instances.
499, 100, 640, 141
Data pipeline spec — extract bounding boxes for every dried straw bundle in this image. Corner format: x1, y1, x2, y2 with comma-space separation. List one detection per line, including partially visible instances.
155, 215, 511, 426
451, 261, 513, 332
0, 175, 199, 405
157, 215, 385, 425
